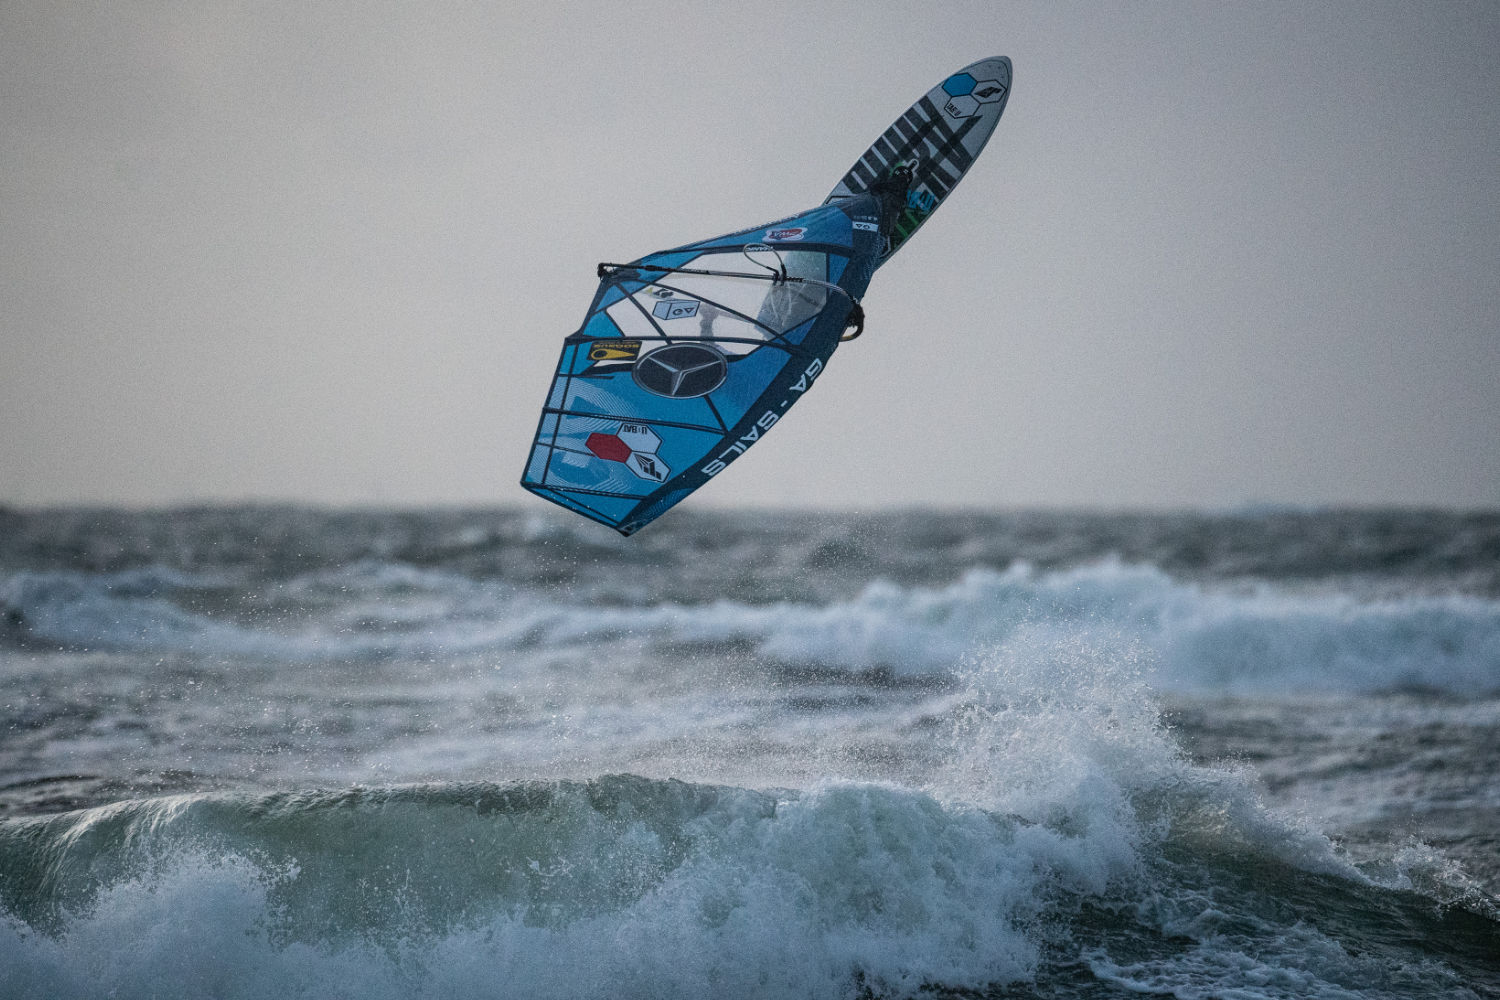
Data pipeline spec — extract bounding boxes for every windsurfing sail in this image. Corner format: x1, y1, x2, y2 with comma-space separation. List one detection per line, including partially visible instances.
521, 56, 1012, 535
521, 195, 882, 536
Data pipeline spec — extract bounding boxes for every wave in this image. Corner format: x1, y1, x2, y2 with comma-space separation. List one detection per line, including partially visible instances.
5, 560, 1498, 697
4, 617, 1496, 999
1, 774, 1492, 998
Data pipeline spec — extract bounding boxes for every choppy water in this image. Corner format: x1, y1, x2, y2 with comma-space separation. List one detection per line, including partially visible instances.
1, 506, 1497, 998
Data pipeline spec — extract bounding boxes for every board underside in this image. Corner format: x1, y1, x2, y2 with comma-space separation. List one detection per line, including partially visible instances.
825, 56, 1011, 265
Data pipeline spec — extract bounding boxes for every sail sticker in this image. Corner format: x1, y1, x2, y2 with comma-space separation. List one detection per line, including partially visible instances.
585, 423, 671, 483
651, 298, 700, 320
632, 343, 727, 398
588, 340, 642, 362
973, 80, 1007, 102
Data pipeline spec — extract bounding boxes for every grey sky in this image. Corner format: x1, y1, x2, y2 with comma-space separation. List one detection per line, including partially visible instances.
3, 1, 1496, 509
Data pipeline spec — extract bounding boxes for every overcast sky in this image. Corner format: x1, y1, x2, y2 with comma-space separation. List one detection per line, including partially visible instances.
3, 1, 1496, 510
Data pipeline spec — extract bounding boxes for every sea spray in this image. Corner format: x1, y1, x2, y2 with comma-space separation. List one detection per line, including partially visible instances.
2, 778, 1118, 998
3, 507, 1498, 997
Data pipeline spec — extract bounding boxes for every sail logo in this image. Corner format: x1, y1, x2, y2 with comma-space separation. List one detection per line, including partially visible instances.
651, 298, 699, 320
586, 423, 670, 483
941, 72, 1006, 120
766, 227, 806, 241
633, 344, 727, 398
588, 340, 641, 362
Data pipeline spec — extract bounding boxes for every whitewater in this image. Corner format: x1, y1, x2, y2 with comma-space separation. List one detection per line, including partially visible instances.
1, 506, 1497, 998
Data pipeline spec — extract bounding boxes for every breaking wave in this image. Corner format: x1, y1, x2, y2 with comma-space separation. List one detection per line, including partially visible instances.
2, 635, 1493, 1000
4, 560, 1497, 696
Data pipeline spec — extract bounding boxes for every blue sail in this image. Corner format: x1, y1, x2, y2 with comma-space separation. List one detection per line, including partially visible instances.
521, 195, 882, 535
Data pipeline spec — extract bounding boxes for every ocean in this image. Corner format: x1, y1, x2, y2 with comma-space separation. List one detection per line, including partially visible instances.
1, 505, 1497, 998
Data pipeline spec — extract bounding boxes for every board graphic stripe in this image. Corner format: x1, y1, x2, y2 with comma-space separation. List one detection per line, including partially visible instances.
891, 114, 919, 145
914, 98, 969, 166
912, 98, 960, 164
922, 162, 956, 198
924, 107, 979, 170
826, 56, 1008, 213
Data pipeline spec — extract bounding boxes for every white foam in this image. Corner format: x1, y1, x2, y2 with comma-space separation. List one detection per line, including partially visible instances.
3, 624, 1484, 999
6, 559, 1497, 694
0, 779, 1125, 999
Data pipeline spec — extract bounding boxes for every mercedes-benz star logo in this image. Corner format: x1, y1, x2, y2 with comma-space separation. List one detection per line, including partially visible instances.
632, 343, 728, 399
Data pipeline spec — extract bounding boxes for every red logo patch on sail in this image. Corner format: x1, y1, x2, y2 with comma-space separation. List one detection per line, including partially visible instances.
585, 424, 671, 483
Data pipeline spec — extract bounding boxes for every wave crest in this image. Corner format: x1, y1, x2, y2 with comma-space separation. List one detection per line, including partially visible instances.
6, 560, 1497, 696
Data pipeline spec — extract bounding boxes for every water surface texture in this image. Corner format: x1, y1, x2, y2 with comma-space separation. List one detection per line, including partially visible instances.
2, 507, 1497, 998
